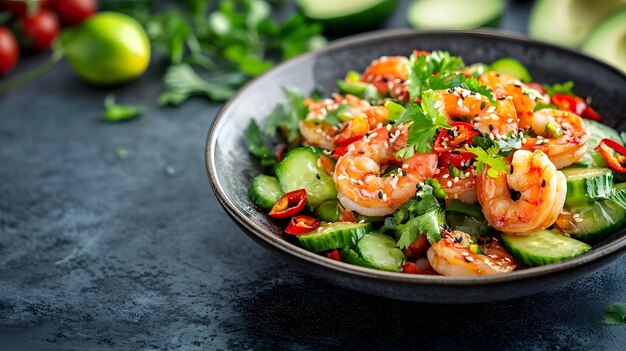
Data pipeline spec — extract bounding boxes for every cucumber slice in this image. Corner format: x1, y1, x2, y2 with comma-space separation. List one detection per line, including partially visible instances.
249, 175, 283, 210
490, 58, 532, 83
581, 8, 626, 72
445, 212, 491, 239
297, 221, 371, 252
315, 200, 342, 222
297, 0, 398, 33
561, 167, 614, 207
340, 247, 374, 268
529, 0, 626, 48
276, 147, 337, 208
356, 233, 406, 272
408, 0, 504, 30
558, 184, 626, 243
337, 80, 382, 101
575, 119, 623, 167
501, 229, 592, 267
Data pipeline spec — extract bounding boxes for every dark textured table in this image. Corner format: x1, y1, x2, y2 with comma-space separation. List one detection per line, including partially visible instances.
1, 1, 625, 350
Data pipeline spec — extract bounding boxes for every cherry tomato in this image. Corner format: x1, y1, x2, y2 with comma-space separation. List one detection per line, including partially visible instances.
434, 122, 478, 153
596, 139, 626, 173
284, 215, 320, 235
0, 26, 19, 76
0, 0, 49, 17
269, 189, 307, 219
401, 262, 420, 274
14, 9, 60, 52
49, 0, 97, 26
438, 151, 475, 169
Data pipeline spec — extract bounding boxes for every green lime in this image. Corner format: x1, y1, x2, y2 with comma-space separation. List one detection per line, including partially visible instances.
60, 12, 151, 85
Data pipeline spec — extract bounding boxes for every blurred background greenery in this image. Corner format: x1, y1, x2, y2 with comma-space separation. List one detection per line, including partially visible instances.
0, 0, 623, 113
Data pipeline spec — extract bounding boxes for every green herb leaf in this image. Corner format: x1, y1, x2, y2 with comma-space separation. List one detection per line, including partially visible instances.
103, 95, 144, 122
396, 208, 445, 247
461, 76, 495, 104
263, 87, 308, 142
244, 119, 277, 168
467, 146, 509, 178
445, 199, 484, 218
397, 91, 450, 156
604, 303, 626, 326
159, 64, 244, 106
323, 103, 351, 125
407, 50, 465, 101
543, 81, 575, 96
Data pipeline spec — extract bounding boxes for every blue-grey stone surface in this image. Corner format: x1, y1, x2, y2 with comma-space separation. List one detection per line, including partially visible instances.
1, 1, 625, 350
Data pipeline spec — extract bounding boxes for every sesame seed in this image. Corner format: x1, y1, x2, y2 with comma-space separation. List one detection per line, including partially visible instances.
489, 134, 495, 140
507, 118, 513, 123
480, 101, 486, 110
447, 181, 453, 187
572, 213, 580, 219
574, 218, 584, 223
378, 190, 383, 199
453, 193, 459, 199
457, 99, 463, 107
489, 124, 494, 131
435, 168, 441, 174
442, 174, 450, 179
541, 179, 546, 187
402, 164, 409, 169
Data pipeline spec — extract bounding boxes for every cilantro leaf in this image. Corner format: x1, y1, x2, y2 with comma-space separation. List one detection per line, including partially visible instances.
396, 208, 445, 247
461, 76, 495, 104
159, 64, 245, 106
102, 95, 144, 122
244, 119, 277, 168
263, 87, 308, 142
397, 91, 450, 157
407, 51, 465, 101
604, 303, 626, 326
543, 81, 575, 96
493, 133, 523, 153
322, 103, 350, 126
467, 146, 509, 178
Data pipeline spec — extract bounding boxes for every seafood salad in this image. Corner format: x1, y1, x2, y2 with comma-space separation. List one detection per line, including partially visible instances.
245, 50, 626, 276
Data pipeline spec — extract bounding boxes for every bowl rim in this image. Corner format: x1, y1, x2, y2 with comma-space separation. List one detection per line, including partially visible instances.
206, 28, 626, 286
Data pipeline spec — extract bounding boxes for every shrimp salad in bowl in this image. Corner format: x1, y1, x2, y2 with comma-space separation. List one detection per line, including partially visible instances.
245, 50, 626, 277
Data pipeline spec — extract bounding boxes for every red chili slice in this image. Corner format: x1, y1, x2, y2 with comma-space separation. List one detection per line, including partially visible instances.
551, 93, 601, 121
401, 262, 420, 274
269, 189, 307, 219
284, 215, 320, 235
438, 151, 476, 169
326, 249, 342, 261
596, 139, 626, 173
433, 122, 478, 153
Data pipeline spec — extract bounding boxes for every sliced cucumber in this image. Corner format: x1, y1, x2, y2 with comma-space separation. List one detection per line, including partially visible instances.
356, 233, 405, 272
297, 221, 371, 252
490, 58, 532, 83
340, 247, 374, 268
561, 167, 614, 207
408, 0, 504, 30
315, 200, 342, 222
575, 119, 622, 167
445, 212, 491, 239
337, 80, 382, 101
276, 147, 337, 208
297, 0, 398, 32
249, 175, 283, 210
501, 229, 592, 267
558, 184, 626, 243
581, 8, 626, 72
529, 0, 626, 48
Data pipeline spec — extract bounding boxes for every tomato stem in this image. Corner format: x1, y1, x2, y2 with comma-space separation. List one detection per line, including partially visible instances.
0, 49, 63, 92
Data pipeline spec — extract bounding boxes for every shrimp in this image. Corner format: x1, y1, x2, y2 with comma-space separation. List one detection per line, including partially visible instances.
520, 108, 590, 169
435, 88, 518, 137
427, 230, 516, 276
477, 149, 567, 235
434, 166, 478, 204
361, 56, 410, 102
300, 94, 372, 149
479, 71, 545, 120
333, 124, 438, 217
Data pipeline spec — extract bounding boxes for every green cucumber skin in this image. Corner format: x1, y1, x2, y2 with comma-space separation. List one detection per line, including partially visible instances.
340, 247, 374, 268
276, 147, 337, 208
336, 80, 382, 101
575, 119, 622, 168
299, 0, 398, 33
298, 222, 371, 252
356, 233, 405, 272
563, 198, 626, 244
561, 167, 614, 207
501, 230, 591, 267
490, 58, 532, 83
445, 212, 490, 239
249, 175, 283, 210
315, 200, 342, 222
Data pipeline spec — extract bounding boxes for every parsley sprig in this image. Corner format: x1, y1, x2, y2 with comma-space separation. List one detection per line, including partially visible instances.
467, 146, 510, 178
604, 303, 626, 326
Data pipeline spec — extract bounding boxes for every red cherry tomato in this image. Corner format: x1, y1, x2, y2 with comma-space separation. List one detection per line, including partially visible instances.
284, 215, 320, 235
49, 0, 97, 26
14, 9, 60, 52
326, 249, 342, 261
0, 26, 19, 76
269, 189, 307, 219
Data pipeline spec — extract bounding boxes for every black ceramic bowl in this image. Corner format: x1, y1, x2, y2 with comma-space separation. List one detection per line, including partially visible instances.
206, 29, 626, 303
